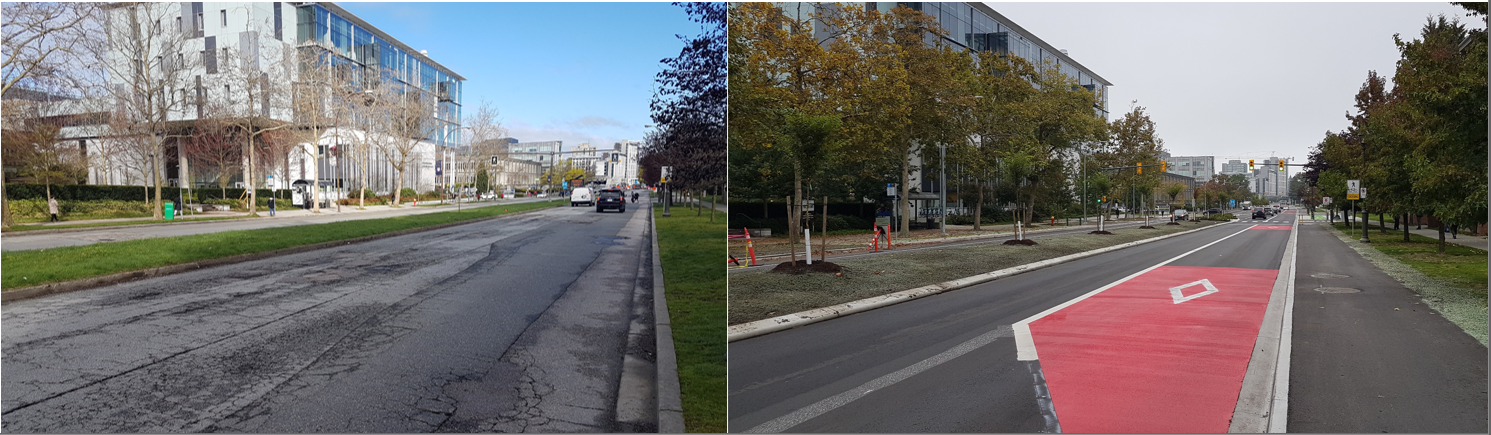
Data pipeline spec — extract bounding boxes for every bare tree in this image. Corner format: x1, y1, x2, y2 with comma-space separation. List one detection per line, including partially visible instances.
1, 2, 97, 228
205, 13, 296, 215
460, 100, 507, 197
369, 83, 441, 206
82, 2, 202, 219
1, 98, 88, 202
183, 112, 241, 198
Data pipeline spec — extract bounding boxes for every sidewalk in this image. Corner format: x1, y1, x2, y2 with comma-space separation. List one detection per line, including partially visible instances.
1303, 213, 1488, 251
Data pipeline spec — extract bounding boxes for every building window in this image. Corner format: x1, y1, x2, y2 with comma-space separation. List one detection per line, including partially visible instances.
221, 10, 227, 27
177, 17, 182, 32
196, 12, 203, 31
222, 47, 230, 64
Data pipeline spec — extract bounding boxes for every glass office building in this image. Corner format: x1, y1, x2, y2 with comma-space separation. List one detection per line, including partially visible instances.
865, 2, 1112, 118
296, 3, 465, 147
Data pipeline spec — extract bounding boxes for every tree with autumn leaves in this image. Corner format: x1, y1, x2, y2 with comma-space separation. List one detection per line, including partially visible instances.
1304, 6, 1487, 252
730, 3, 1116, 243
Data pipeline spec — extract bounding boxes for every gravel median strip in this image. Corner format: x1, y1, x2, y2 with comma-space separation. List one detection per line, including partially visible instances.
728, 221, 1225, 341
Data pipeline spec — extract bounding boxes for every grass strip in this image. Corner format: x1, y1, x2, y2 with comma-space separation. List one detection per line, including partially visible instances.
5, 216, 249, 232
1324, 222, 1488, 345
2, 200, 562, 290
652, 204, 726, 433
729, 221, 1219, 325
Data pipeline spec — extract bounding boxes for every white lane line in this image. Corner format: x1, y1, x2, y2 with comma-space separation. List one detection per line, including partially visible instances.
1013, 225, 1259, 361
741, 325, 1014, 433
1267, 215, 1301, 433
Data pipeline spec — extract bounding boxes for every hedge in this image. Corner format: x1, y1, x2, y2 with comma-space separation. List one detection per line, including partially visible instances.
5, 183, 291, 202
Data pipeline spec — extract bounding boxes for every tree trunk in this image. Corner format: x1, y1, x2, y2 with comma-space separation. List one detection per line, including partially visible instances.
393, 165, 404, 206
247, 132, 258, 215
1402, 214, 1410, 242
792, 161, 803, 266
899, 155, 911, 238
1, 178, 11, 229
820, 195, 828, 262
1378, 212, 1385, 234
972, 178, 983, 231
152, 133, 163, 220
1438, 225, 1446, 254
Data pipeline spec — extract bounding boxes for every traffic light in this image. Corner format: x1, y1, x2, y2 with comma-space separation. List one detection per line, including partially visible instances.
1136, 162, 1143, 175
1278, 160, 1285, 171
1249, 159, 1255, 171
1161, 161, 1168, 172
1100, 195, 1106, 204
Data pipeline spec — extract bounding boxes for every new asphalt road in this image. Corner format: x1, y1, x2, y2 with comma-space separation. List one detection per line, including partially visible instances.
2, 200, 653, 432
728, 211, 1487, 432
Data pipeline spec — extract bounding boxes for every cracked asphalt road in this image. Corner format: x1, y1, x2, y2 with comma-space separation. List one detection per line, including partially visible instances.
2, 200, 654, 433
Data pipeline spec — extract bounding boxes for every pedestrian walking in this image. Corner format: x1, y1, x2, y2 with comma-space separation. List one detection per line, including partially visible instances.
47, 196, 59, 222
1450, 223, 1458, 239
268, 196, 276, 216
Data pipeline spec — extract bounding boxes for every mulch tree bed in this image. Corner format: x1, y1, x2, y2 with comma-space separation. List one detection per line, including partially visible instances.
1003, 239, 1039, 246
1138, 226, 1157, 229
770, 261, 843, 274
1166, 222, 1182, 225
1089, 230, 1115, 235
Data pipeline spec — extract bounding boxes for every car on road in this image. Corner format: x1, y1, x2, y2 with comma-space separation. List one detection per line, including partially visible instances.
570, 187, 594, 206
1252, 209, 1268, 219
596, 189, 626, 213
1206, 208, 1221, 215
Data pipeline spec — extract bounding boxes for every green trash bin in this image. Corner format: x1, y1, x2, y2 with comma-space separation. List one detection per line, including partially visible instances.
164, 202, 174, 221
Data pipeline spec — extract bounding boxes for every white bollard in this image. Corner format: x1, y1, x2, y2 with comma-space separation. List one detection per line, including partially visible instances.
804, 228, 813, 265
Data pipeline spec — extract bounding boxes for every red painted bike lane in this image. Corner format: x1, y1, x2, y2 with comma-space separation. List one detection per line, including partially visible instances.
1027, 263, 1279, 433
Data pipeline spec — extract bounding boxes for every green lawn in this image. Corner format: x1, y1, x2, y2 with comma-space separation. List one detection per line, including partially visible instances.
5, 216, 248, 232
2, 200, 562, 290
652, 204, 726, 433
1327, 222, 1488, 293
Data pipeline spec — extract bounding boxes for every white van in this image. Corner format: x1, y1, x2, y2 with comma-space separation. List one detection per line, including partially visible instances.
570, 187, 594, 206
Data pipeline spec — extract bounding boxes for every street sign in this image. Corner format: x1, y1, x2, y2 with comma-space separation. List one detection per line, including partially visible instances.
435, 160, 443, 177
660, 166, 672, 183
1230, 199, 1236, 208
887, 183, 897, 197
267, 174, 277, 190
1323, 197, 1332, 205
1346, 179, 1360, 200
1359, 188, 1366, 200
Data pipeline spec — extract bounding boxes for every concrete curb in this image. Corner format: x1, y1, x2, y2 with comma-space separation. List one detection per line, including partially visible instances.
1228, 214, 1299, 432
726, 221, 1227, 342
0, 202, 560, 304
651, 204, 687, 433
734, 219, 1156, 266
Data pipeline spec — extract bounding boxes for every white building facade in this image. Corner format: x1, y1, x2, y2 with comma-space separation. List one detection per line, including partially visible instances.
85, 2, 464, 195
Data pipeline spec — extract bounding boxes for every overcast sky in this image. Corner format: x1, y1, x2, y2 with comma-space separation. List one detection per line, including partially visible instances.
986, 1, 1484, 169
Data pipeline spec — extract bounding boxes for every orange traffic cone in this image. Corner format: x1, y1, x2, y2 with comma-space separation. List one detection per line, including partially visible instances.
744, 227, 757, 266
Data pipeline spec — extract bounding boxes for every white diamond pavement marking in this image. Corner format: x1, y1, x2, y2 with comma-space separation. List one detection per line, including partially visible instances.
1170, 279, 1220, 304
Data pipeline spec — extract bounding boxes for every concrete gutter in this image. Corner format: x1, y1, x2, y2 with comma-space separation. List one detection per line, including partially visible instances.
727, 221, 1228, 342
650, 204, 687, 432
0, 203, 560, 304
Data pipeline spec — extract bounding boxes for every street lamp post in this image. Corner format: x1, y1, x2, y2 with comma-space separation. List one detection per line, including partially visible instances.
940, 142, 946, 236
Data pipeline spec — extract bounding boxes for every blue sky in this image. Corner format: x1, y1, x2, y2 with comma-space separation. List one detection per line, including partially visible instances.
338, 2, 700, 153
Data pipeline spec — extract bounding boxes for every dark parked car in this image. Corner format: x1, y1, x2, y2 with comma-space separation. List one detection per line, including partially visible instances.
596, 189, 626, 213
1252, 209, 1268, 219
1206, 208, 1221, 215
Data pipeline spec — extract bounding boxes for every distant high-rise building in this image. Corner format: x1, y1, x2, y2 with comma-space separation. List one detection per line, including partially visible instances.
1160, 152, 1214, 182
1220, 159, 1248, 176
